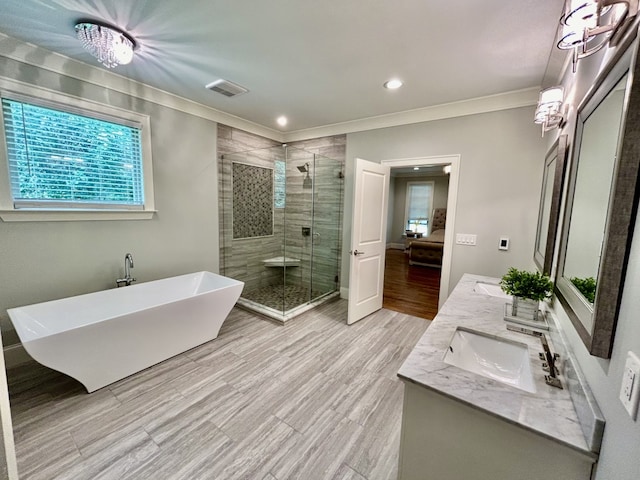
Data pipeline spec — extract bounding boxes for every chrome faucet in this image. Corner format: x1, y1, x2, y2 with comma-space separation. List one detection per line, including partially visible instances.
540, 334, 562, 389
116, 253, 136, 287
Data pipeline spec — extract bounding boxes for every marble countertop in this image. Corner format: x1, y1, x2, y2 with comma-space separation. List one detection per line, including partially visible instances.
397, 273, 596, 457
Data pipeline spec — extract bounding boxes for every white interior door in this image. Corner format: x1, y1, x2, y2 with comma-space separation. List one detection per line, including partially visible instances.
347, 158, 390, 324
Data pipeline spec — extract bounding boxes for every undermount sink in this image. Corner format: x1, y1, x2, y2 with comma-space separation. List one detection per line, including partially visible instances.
474, 281, 510, 299
443, 327, 536, 393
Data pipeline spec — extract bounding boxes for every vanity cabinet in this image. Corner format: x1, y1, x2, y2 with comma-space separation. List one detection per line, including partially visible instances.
398, 382, 596, 480
396, 274, 602, 480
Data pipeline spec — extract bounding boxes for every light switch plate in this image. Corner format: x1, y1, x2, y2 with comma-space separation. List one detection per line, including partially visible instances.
456, 234, 477, 246
498, 237, 509, 251
619, 351, 640, 420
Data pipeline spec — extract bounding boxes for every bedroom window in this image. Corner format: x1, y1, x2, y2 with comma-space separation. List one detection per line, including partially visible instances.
0, 90, 155, 221
405, 181, 434, 235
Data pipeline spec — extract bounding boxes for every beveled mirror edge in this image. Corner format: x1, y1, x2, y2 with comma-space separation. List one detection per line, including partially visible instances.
555, 29, 640, 359
555, 288, 593, 352
534, 135, 569, 275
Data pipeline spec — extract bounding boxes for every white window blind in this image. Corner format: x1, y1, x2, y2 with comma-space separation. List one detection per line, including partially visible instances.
2, 96, 145, 210
405, 182, 433, 235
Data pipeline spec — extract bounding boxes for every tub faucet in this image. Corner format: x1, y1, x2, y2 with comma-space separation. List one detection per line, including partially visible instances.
116, 253, 136, 287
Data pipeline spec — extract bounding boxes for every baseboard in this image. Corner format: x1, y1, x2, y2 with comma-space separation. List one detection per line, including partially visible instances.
3, 344, 32, 369
386, 243, 405, 250
340, 287, 349, 299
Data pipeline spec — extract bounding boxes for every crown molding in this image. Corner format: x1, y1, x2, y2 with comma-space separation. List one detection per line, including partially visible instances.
282, 87, 539, 142
0, 32, 285, 142
0, 32, 539, 144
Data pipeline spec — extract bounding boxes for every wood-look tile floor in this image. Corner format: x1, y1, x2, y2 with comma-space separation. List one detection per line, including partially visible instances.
7, 300, 429, 480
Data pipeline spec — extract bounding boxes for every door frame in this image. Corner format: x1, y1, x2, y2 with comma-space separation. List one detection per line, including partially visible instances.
381, 154, 460, 308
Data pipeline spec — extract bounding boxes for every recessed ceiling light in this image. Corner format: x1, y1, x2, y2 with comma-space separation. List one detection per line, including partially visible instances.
384, 79, 403, 90
413, 167, 420, 171
277, 116, 287, 127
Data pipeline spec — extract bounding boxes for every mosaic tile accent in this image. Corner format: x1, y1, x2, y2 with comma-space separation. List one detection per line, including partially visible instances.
232, 162, 273, 239
242, 284, 322, 312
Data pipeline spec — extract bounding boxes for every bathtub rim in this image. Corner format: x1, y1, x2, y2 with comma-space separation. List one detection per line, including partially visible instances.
7, 271, 244, 342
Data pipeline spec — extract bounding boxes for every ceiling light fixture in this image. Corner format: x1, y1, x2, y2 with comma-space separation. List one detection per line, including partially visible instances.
384, 79, 403, 89
75, 21, 136, 68
413, 167, 420, 171
557, 0, 638, 72
534, 86, 566, 135
277, 116, 288, 127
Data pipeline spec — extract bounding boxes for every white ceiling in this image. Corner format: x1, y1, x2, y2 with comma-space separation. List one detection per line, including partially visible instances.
0, 0, 566, 137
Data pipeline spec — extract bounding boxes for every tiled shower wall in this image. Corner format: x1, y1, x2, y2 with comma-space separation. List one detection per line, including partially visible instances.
217, 124, 345, 302
218, 126, 281, 293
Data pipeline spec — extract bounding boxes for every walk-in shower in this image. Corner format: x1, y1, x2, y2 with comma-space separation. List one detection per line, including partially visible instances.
219, 144, 343, 322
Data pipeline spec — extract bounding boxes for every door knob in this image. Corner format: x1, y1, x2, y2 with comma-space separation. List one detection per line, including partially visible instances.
350, 249, 365, 256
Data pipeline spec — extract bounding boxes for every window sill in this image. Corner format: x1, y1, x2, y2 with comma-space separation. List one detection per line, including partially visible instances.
0, 209, 156, 222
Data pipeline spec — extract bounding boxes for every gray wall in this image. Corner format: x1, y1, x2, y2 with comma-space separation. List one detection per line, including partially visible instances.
342, 106, 546, 294
0, 56, 220, 346
548, 38, 640, 480
388, 174, 449, 244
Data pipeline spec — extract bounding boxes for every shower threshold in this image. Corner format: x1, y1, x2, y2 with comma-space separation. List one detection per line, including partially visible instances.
237, 290, 340, 324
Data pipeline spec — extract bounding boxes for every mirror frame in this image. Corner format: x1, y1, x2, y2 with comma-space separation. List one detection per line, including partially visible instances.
556, 35, 640, 358
534, 135, 568, 275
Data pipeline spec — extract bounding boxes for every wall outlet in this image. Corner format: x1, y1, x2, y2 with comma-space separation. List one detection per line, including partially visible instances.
456, 234, 477, 246
619, 351, 640, 420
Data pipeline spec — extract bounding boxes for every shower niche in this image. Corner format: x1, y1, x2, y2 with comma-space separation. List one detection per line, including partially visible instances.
219, 144, 344, 322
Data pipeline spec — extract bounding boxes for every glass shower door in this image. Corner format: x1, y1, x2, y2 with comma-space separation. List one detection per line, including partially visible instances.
310, 153, 342, 301
283, 146, 315, 311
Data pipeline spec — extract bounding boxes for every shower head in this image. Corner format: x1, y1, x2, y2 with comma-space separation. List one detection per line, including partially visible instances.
297, 163, 309, 173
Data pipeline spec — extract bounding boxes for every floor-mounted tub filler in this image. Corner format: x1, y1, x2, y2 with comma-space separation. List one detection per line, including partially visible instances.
7, 271, 244, 393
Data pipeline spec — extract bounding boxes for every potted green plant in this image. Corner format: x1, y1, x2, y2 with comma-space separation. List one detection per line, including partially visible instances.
500, 267, 554, 320
570, 277, 596, 304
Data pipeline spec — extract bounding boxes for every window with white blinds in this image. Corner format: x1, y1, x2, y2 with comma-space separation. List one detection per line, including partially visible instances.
405, 181, 434, 235
1, 95, 145, 210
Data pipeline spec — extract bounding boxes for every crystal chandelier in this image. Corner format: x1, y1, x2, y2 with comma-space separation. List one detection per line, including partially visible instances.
75, 22, 136, 69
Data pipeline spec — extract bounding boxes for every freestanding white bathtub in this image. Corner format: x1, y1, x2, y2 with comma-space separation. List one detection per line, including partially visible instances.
7, 271, 244, 393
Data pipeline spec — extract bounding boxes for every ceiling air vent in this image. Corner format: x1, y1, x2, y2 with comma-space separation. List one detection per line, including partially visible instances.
205, 79, 249, 97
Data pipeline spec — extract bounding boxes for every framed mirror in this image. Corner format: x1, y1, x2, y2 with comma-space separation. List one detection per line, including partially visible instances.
534, 135, 568, 275
556, 37, 640, 358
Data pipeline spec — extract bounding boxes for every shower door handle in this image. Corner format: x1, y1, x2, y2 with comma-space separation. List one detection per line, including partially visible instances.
350, 249, 365, 256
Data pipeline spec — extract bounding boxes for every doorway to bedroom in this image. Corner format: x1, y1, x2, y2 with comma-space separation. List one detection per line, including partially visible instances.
380, 156, 458, 320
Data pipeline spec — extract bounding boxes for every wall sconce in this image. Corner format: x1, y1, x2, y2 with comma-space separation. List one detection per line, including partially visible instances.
534, 87, 566, 136
557, 0, 638, 72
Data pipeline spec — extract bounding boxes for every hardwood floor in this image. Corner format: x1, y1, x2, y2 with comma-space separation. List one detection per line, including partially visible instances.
383, 249, 441, 320
7, 300, 429, 480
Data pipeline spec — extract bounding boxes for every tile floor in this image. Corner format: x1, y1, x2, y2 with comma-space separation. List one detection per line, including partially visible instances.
8, 300, 429, 480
